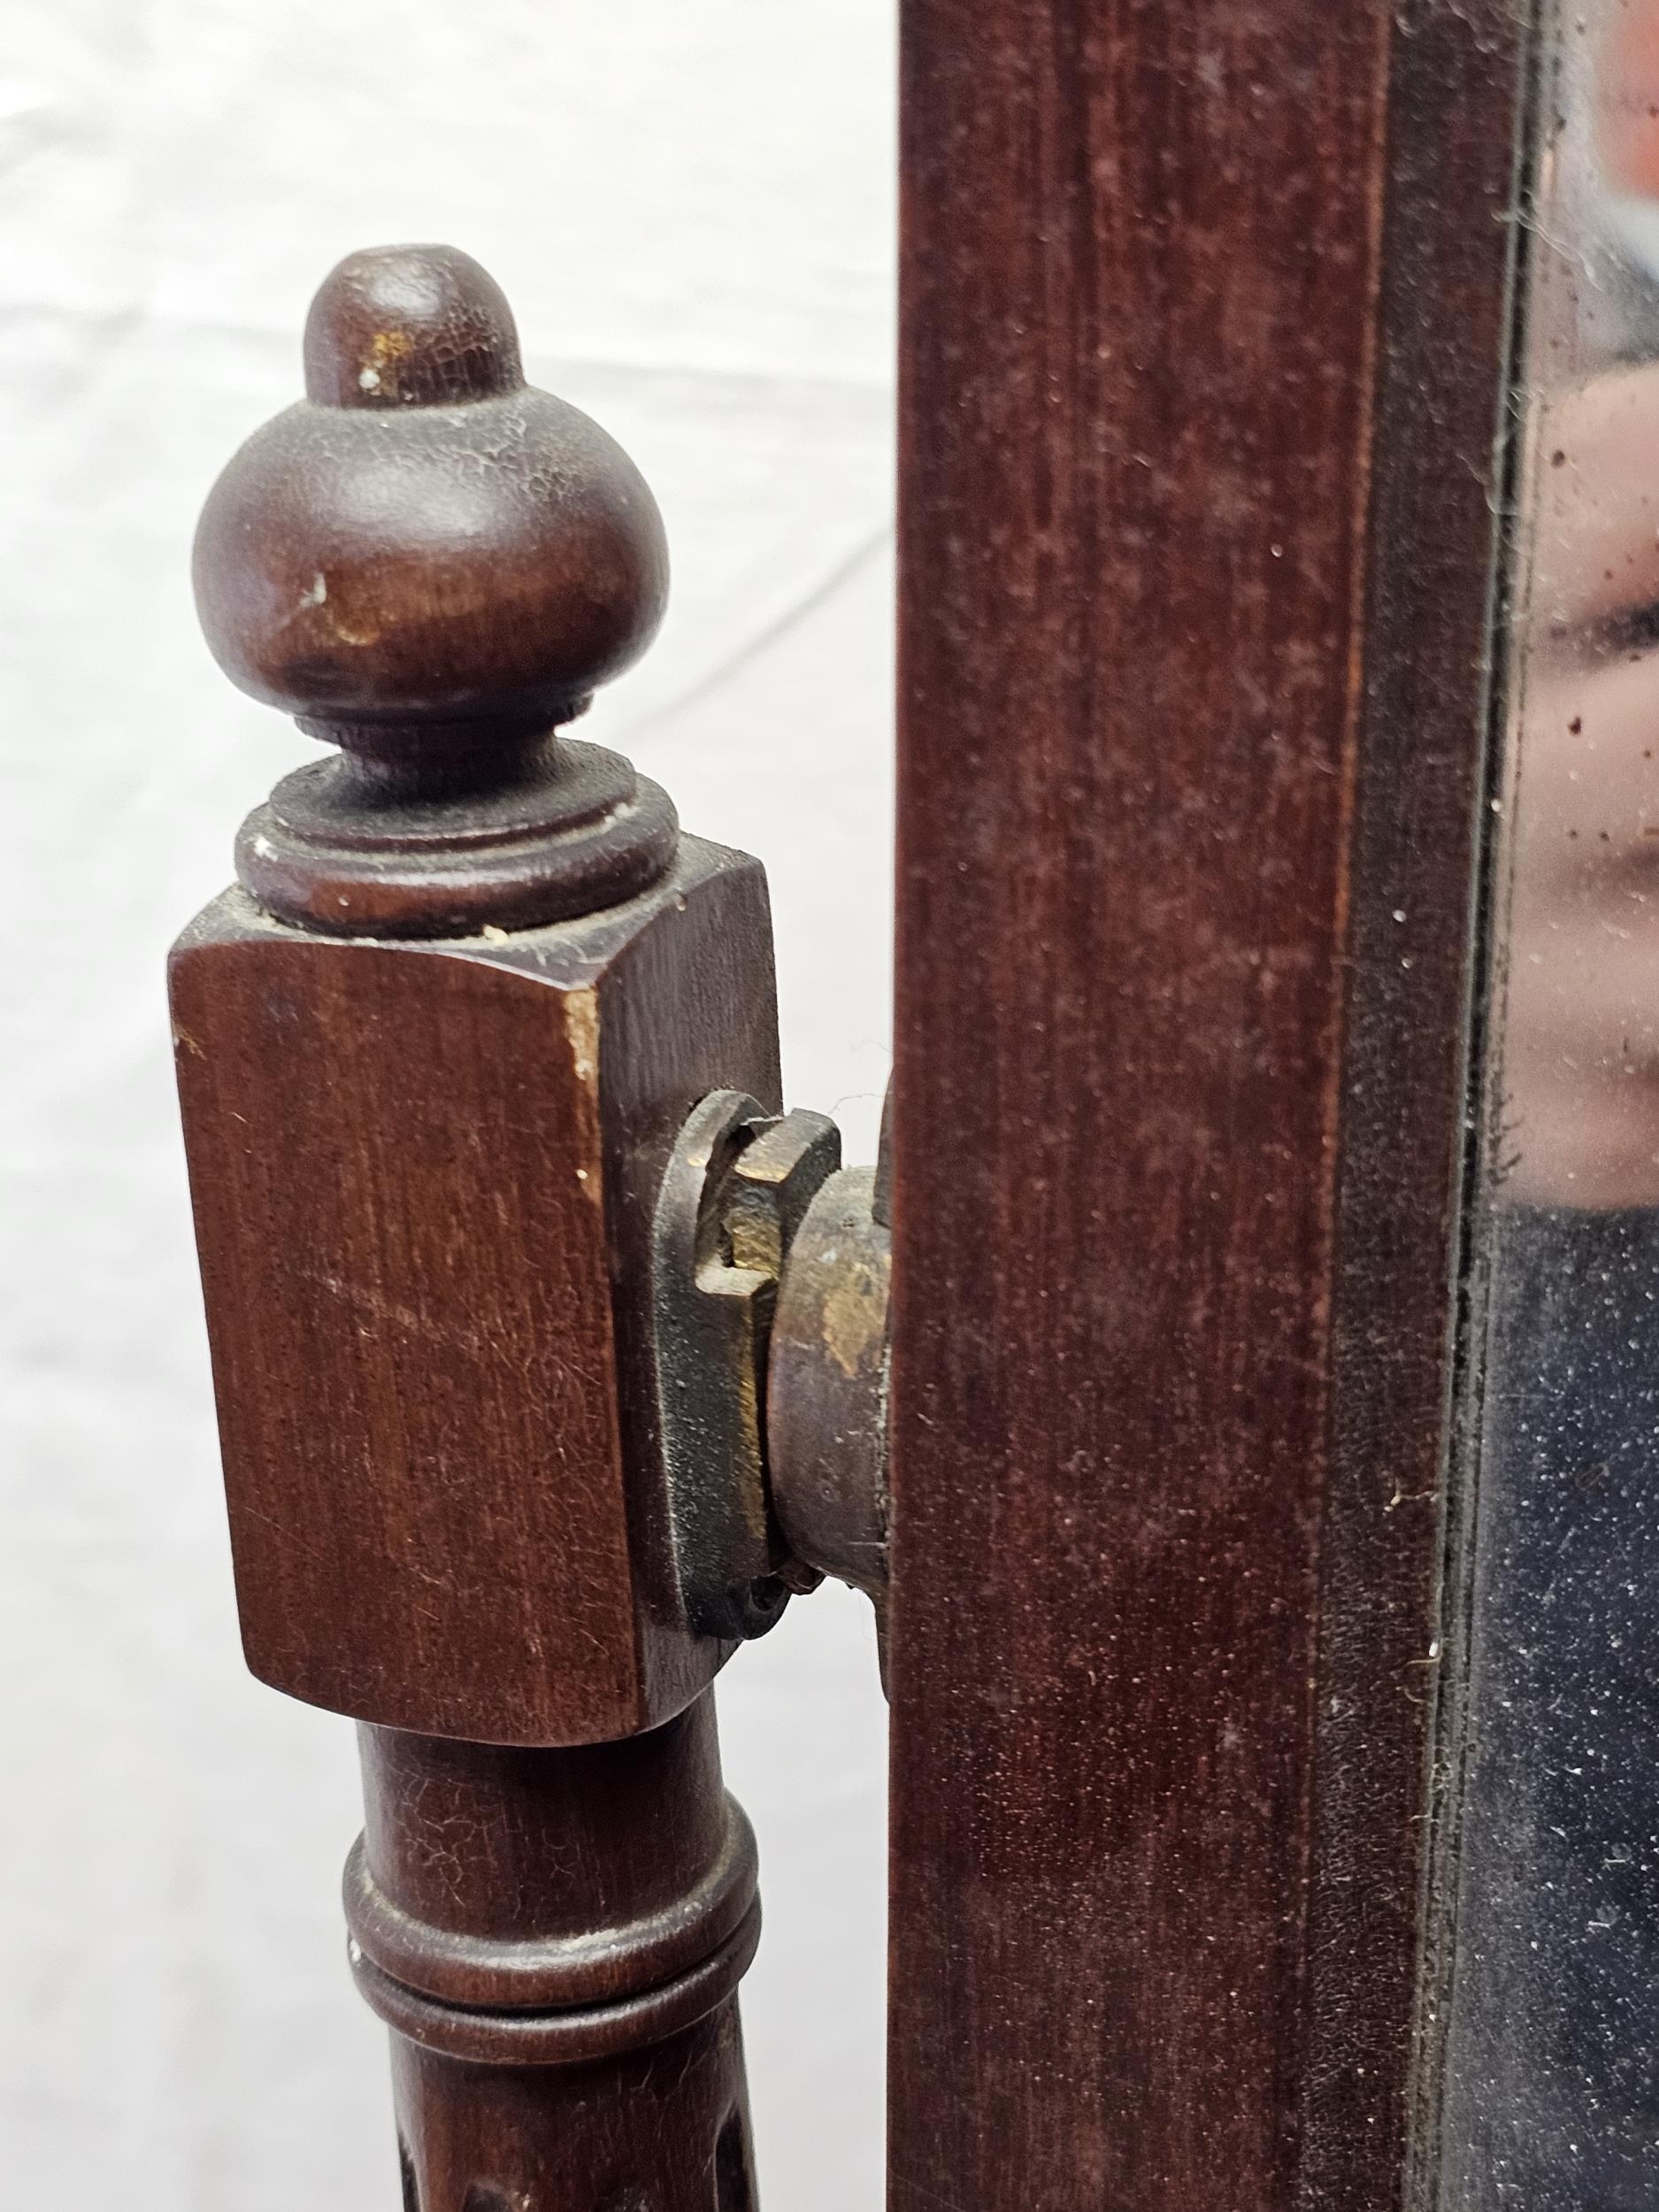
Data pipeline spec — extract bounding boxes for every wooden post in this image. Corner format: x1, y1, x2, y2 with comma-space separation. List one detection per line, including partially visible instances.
172, 245, 780, 2209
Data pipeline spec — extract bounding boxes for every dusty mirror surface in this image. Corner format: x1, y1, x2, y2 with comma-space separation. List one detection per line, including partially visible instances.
1440, 3, 1659, 2200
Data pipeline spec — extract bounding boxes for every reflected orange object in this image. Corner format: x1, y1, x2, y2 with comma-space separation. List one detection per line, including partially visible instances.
1599, 2, 1659, 196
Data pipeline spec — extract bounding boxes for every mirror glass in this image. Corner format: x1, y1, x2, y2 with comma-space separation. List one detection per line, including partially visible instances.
1440, 4, 1659, 2200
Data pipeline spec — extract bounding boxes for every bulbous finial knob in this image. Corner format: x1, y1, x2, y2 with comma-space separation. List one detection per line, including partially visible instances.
191, 245, 679, 937
196, 243, 668, 757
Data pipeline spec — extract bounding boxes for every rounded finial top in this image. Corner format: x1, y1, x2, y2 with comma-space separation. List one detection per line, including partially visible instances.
303, 244, 524, 409
193, 242, 668, 762
190, 244, 680, 937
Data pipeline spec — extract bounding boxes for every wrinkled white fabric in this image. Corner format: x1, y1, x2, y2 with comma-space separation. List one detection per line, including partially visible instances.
0, 6, 894, 2204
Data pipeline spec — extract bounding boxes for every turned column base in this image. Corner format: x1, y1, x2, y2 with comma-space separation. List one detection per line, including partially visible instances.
347, 1697, 761, 2212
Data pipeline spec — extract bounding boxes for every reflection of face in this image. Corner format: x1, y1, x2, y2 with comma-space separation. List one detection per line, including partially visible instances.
1598, 1, 1659, 197
1497, 3, 1659, 1204
1505, 364, 1659, 1204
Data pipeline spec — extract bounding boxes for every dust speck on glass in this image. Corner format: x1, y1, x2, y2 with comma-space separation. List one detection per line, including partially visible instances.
1440, 2, 1659, 2202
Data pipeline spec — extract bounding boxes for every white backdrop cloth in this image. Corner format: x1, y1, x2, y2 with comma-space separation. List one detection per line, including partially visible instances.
0, 6, 895, 2205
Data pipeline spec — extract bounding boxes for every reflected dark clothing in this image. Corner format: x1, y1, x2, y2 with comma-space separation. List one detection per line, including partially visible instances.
1447, 1205, 1659, 2208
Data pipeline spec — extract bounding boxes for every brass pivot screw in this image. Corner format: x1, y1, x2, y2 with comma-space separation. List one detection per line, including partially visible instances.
655, 1090, 893, 1651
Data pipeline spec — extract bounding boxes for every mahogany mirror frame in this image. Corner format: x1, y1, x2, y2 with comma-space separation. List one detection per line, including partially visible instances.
891, 4, 1534, 2208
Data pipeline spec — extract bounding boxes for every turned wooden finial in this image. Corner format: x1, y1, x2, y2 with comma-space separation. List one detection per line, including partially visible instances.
193, 243, 676, 936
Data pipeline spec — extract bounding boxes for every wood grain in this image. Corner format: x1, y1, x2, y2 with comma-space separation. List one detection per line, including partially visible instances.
172, 836, 779, 1745
887, 4, 1530, 2207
